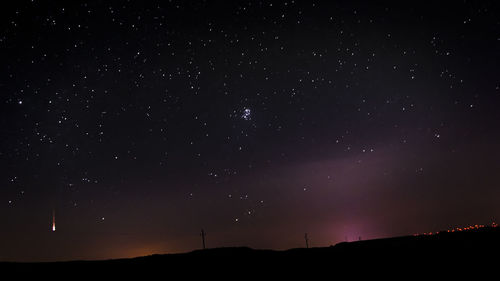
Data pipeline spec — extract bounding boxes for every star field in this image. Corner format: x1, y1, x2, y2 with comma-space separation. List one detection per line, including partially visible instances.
1, 0, 499, 261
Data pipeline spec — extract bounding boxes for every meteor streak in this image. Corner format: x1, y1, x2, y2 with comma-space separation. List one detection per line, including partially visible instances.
52, 209, 56, 232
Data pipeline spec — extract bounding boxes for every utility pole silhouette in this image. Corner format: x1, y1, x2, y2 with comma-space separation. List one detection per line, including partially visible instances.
200, 229, 206, 250
304, 233, 309, 249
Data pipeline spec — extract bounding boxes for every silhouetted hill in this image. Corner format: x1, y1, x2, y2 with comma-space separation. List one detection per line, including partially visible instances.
3, 226, 499, 277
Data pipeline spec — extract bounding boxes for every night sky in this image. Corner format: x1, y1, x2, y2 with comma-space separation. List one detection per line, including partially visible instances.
1, 0, 500, 262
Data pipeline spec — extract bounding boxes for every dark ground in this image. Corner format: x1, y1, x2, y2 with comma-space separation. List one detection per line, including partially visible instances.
3, 226, 499, 277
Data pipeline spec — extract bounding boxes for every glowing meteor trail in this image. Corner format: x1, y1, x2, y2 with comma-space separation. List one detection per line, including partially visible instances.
52, 209, 56, 232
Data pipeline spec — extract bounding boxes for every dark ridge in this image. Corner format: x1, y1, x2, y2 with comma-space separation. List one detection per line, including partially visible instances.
2, 227, 499, 276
